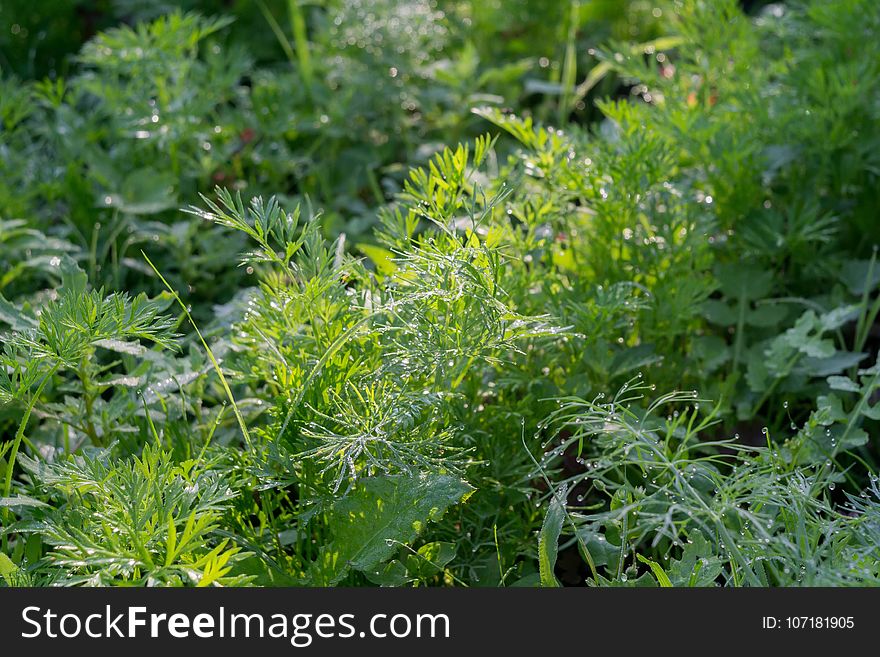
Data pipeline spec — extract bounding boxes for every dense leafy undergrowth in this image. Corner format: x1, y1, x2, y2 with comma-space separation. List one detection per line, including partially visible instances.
1, 0, 879, 587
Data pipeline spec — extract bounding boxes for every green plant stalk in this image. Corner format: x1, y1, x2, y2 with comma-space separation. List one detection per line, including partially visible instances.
365, 167, 385, 207
732, 295, 747, 373
522, 429, 598, 582
628, 419, 761, 586
2, 366, 57, 552
77, 356, 101, 446
854, 249, 880, 354
2, 368, 56, 500
557, 0, 579, 126
143, 252, 252, 448
808, 366, 880, 498
616, 501, 628, 580
257, 1, 297, 71
287, 0, 314, 95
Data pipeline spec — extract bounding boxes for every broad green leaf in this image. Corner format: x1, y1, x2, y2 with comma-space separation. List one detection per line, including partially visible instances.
815, 394, 847, 425
308, 473, 473, 585
510, 573, 543, 587
538, 486, 567, 588
701, 299, 736, 326
716, 265, 773, 301
593, 571, 657, 587
107, 168, 178, 215
0, 295, 37, 331
841, 427, 869, 449
0, 553, 18, 584
827, 375, 860, 392
692, 335, 730, 373
610, 343, 661, 378
840, 259, 880, 296
0, 495, 49, 508
93, 338, 148, 356
636, 554, 672, 587
861, 403, 880, 421
576, 528, 620, 569
667, 532, 723, 587
406, 541, 456, 578
364, 560, 412, 587
357, 243, 398, 277
802, 351, 866, 377
819, 305, 859, 331
747, 304, 788, 328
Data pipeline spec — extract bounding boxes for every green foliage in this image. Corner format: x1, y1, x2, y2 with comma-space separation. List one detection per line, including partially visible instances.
1, 0, 879, 589
309, 473, 473, 585
537, 486, 566, 587
14, 446, 248, 586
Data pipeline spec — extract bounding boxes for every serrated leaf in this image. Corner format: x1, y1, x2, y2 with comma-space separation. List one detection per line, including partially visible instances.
610, 343, 660, 378
692, 335, 730, 373
93, 339, 147, 356
747, 304, 788, 328
408, 541, 456, 577
842, 428, 869, 449
0, 496, 49, 508
716, 265, 773, 301
667, 531, 723, 586
827, 375, 860, 392
840, 259, 880, 296
364, 560, 412, 587
802, 351, 866, 377
819, 305, 860, 331
861, 403, 880, 420
0, 295, 38, 331
701, 299, 737, 325
774, 310, 834, 360
107, 168, 177, 215
815, 394, 847, 425
308, 473, 473, 586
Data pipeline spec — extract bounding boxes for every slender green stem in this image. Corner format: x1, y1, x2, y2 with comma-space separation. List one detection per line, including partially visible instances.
732, 296, 747, 373
854, 248, 877, 353
2, 366, 57, 552
142, 252, 252, 448
287, 0, 314, 94
3, 367, 56, 500
557, 0, 579, 126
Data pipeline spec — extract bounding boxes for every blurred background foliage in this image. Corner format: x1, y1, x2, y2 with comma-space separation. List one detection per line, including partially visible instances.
0, 0, 680, 310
